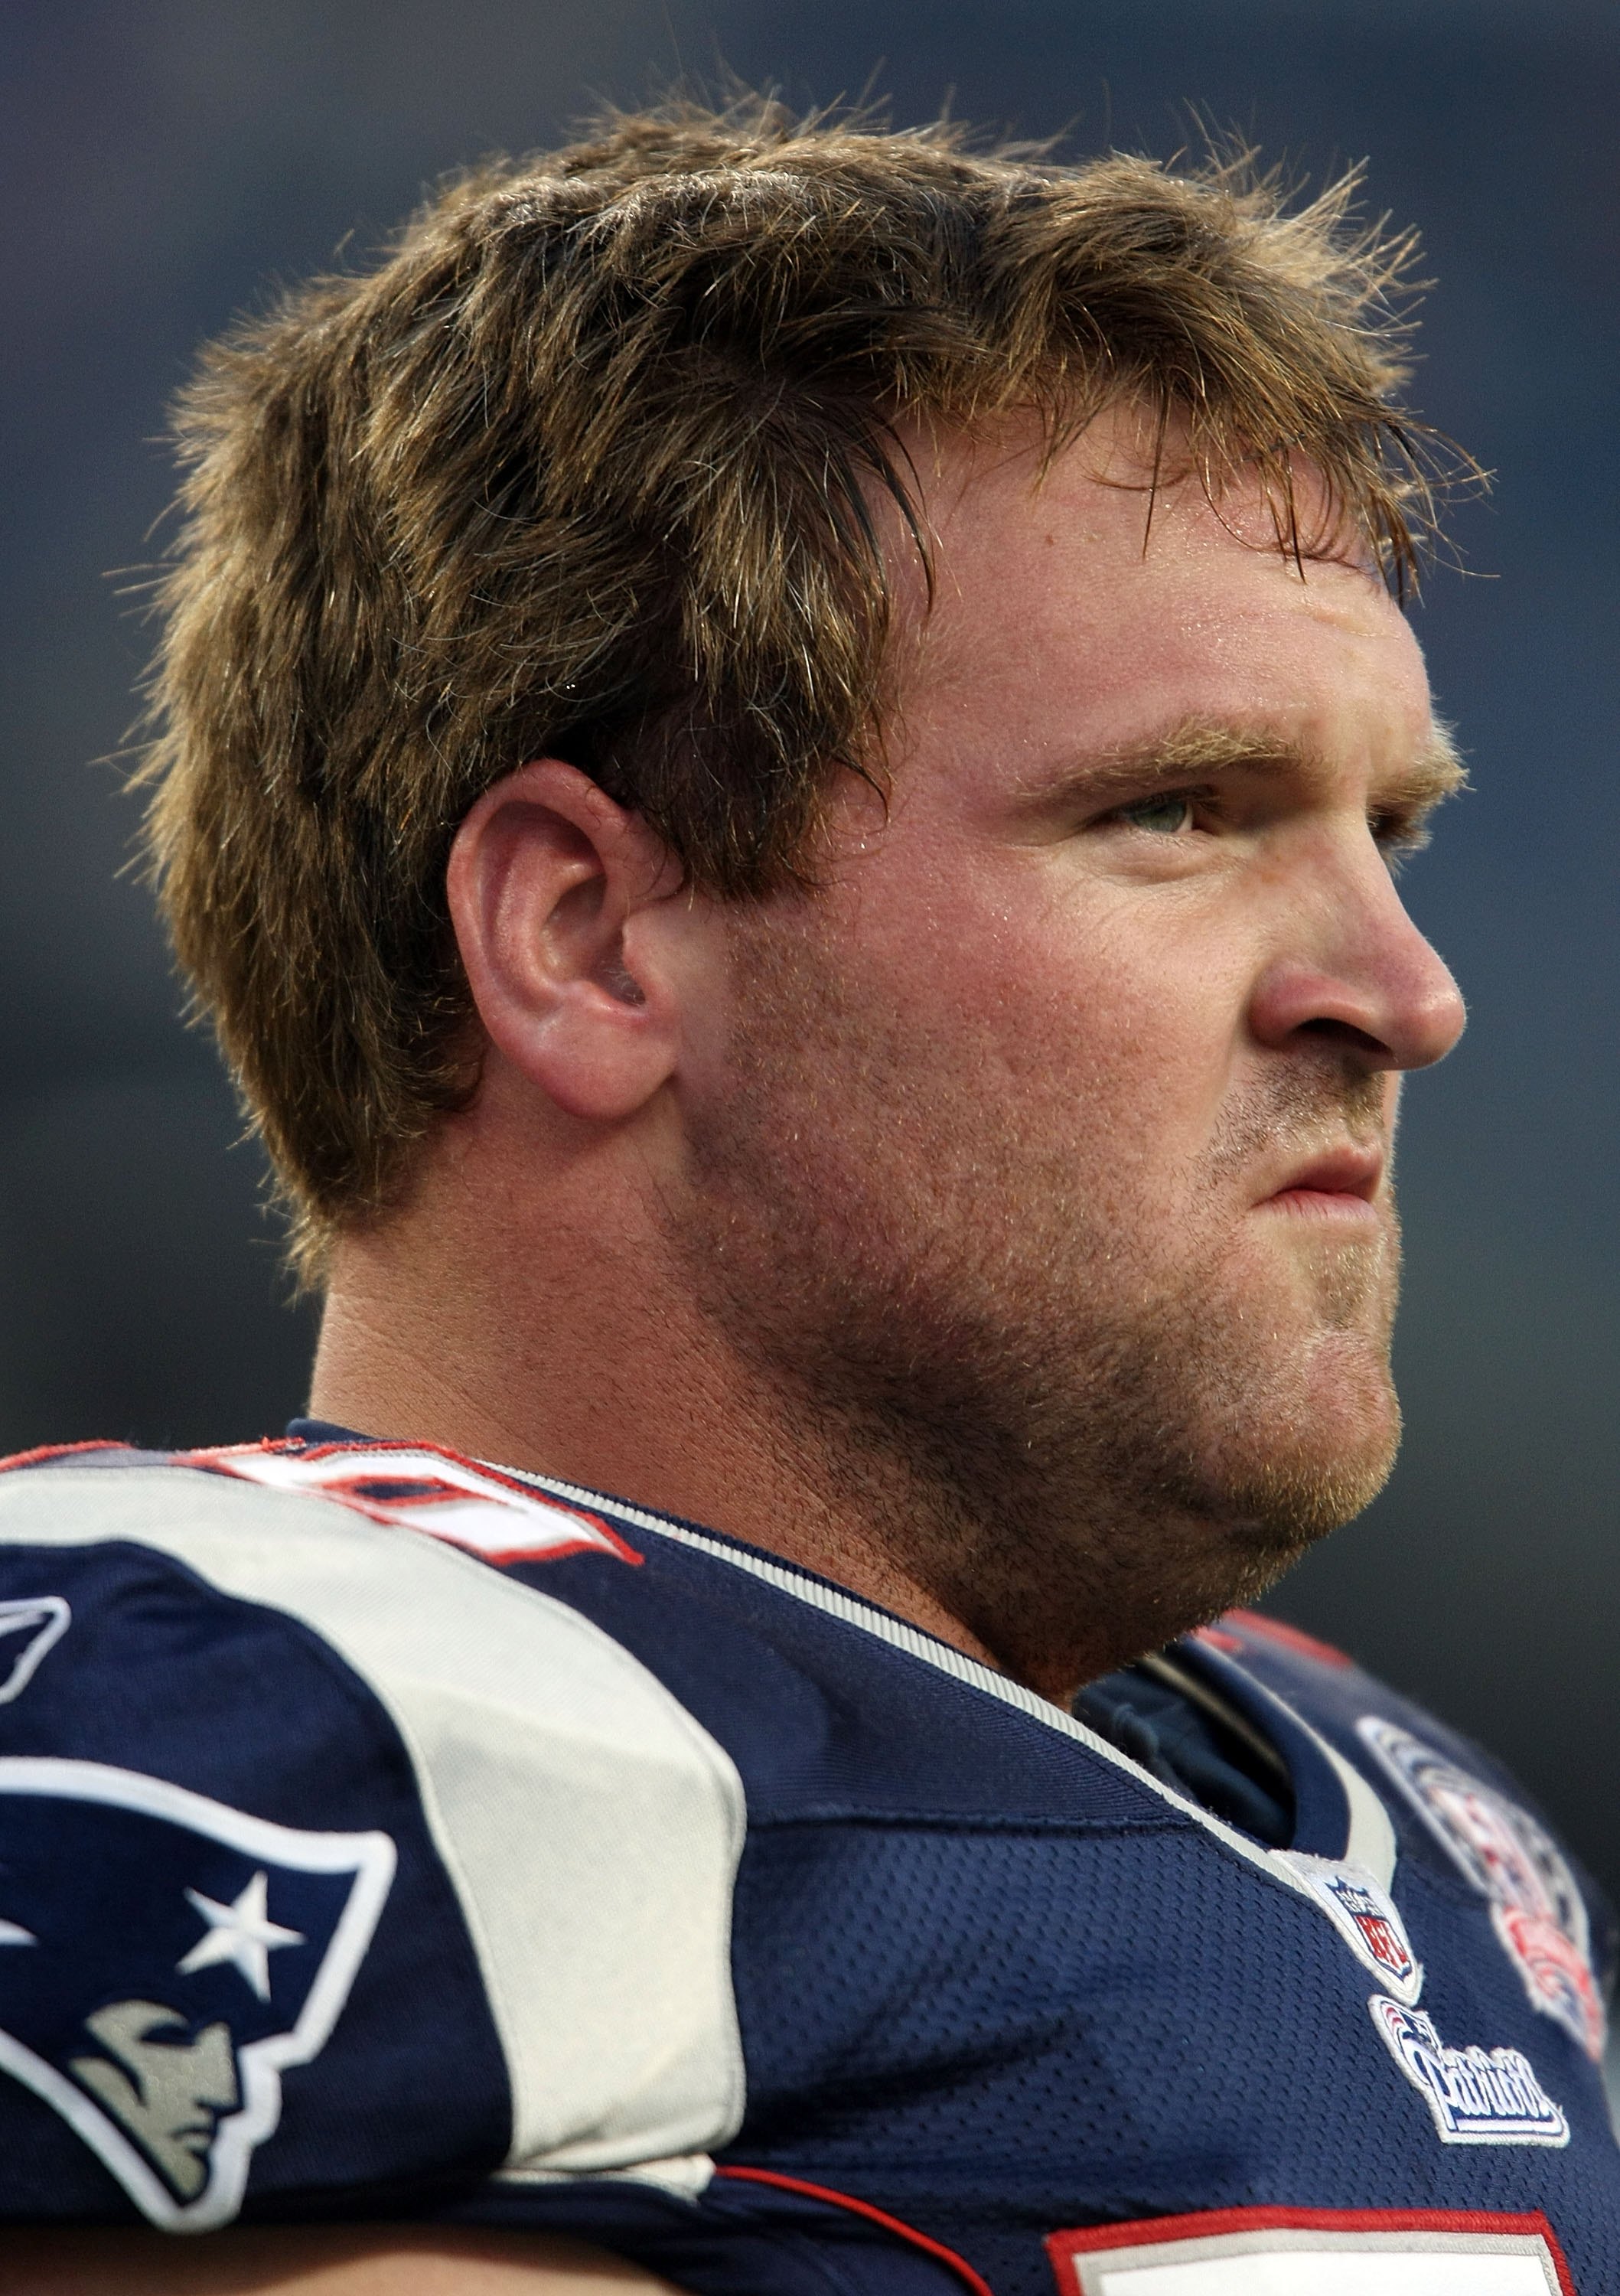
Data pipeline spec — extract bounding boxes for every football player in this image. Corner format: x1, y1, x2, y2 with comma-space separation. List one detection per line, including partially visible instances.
2, 99, 1614, 2296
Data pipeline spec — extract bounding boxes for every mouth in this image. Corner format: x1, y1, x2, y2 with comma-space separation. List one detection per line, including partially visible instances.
1259, 1143, 1384, 1219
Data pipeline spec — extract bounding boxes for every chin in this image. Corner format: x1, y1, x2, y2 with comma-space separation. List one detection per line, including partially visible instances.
1233, 1405, 1400, 1559
1192, 1338, 1403, 1561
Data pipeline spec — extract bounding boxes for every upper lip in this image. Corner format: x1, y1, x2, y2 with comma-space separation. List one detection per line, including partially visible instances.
1264, 1144, 1384, 1202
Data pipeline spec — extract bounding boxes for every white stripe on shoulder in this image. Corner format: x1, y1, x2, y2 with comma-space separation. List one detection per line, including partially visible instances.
0, 1463, 745, 2179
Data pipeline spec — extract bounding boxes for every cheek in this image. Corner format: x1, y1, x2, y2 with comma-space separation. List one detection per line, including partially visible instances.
890, 888, 1243, 1172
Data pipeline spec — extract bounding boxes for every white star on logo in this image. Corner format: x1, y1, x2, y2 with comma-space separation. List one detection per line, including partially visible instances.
178, 1870, 305, 2000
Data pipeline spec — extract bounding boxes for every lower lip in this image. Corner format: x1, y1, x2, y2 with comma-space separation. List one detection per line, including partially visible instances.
1263, 1188, 1379, 1221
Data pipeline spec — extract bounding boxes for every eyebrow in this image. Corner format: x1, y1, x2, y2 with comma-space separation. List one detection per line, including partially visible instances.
1024, 716, 1468, 819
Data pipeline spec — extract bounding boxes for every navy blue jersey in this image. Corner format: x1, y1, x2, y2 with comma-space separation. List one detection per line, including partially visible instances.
0, 1431, 1615, 2294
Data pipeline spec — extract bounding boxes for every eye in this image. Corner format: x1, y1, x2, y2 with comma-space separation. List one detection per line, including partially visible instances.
1114, 791, 1194, 834
1370, 809, 1433, 874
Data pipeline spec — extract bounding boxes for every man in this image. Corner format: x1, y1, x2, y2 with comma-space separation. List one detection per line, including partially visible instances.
1, 99, 1613, 2295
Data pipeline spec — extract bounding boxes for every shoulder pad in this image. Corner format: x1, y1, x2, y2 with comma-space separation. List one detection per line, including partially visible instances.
0, 1459, 745, 2226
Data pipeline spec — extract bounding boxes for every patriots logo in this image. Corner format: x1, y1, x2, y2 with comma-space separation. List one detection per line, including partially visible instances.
0, 1758, 394, 2228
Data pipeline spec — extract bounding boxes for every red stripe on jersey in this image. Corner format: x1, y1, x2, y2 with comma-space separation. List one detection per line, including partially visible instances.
716, 2166, 996, 2296
0, 1440, 125, 1472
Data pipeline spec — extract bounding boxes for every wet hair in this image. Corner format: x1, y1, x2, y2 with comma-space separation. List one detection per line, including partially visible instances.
140, 93, 1459, 1277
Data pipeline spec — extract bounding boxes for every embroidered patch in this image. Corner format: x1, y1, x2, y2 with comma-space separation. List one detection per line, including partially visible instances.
1358, 1716, 1604, 2060
188, 1440, 642, 1567
0, 1596, 70, 1704
1367, 1994, 1569, 2147
0, 1757, 394, 2228
1281, 1854, 1423, 2004
1048, 2205, 1574, 2293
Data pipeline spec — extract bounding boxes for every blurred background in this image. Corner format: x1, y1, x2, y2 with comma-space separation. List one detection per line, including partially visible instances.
2, 0, 1615, 1915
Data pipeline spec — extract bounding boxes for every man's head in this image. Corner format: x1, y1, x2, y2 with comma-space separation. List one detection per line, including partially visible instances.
146, 96, 1451, 1261
144, 97, 1468, 1683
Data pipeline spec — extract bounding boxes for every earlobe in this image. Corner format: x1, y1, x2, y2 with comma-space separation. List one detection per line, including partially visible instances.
446, 760, 683, 1123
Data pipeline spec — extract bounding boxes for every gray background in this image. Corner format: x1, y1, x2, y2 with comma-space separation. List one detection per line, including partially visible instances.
3, 3, 1615, 1903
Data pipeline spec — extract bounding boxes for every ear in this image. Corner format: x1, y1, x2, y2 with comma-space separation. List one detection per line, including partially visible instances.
446, 761, 686, 1122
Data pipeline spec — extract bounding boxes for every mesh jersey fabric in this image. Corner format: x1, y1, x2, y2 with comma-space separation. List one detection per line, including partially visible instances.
0, 1428, 1614, 2295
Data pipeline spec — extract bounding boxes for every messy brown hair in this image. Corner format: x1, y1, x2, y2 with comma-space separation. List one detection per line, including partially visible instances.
141, 93, 1457, 1280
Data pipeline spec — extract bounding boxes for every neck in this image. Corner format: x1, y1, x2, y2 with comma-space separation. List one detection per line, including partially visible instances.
309, 1171, 1018, 1686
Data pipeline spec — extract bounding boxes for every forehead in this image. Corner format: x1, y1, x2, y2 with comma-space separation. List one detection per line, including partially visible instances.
888, 410, 1433, 784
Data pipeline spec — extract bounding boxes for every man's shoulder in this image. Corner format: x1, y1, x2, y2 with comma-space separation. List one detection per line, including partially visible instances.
0, 1433, 747, 1840
0, 1433, 706, 1697
0, 1437, 750, 2229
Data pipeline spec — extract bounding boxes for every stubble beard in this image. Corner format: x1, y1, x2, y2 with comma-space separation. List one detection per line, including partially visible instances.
673, 912, 1403, 1691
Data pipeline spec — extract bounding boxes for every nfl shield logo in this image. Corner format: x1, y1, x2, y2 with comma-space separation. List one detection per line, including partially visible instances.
0, 1757, 394, 2228
1323, 1873, 1418, 1990
1283, 1854, 1423, 2004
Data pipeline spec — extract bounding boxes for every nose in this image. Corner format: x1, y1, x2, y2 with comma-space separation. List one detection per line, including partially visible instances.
1247, 850, 1466, 1072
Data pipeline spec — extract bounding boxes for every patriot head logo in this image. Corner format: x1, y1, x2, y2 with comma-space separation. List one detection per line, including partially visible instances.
0, 1758, 393, 2228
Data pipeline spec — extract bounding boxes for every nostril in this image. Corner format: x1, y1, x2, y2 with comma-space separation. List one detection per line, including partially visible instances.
1298, 1016, 1387, 1056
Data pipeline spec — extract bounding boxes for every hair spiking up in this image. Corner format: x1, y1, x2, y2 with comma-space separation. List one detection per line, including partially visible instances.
139, 92, 1469, 1280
